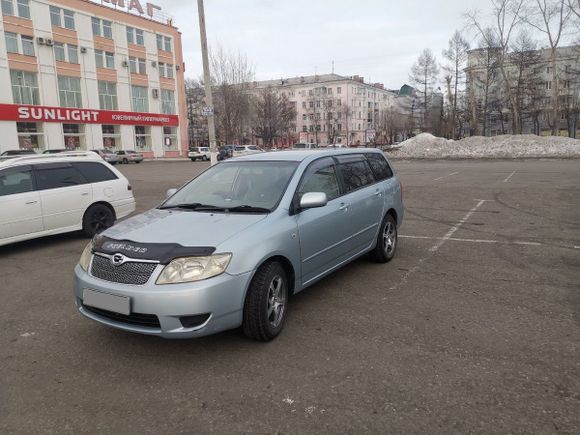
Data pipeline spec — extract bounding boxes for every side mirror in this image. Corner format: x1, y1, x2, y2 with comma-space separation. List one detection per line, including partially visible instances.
300, 192, 328, 210
166, 188, 177, 199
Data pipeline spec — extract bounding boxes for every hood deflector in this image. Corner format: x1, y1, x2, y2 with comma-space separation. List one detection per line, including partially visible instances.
93, 236, 216, 265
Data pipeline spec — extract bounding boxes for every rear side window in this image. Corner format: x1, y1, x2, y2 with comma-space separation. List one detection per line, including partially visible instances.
338, 157, 375, 192
35, 165, 86, 190
366, 154, 393, 180
0, 168, 34, 196
73, 162, 118, 183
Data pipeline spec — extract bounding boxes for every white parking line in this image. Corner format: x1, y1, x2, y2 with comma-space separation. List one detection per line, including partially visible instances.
433, 171, 462, 181
503, 170, 517, 183
429, 200, 486, 252
400, 235, 543, 247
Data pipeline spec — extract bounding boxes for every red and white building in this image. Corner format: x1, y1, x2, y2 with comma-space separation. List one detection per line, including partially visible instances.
0, 0, 187, 157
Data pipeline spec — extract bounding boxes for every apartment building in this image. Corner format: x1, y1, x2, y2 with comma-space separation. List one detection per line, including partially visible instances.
465, 45, 580, 137
0, 0, 187, 157
250, 74, 399, 146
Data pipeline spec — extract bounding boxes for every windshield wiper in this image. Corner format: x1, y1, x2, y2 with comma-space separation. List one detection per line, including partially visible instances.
159, 203, 220, 211
226, 205, 270, 213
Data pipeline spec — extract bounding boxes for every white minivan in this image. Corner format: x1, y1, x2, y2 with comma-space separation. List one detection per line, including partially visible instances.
0, 152, 135, 247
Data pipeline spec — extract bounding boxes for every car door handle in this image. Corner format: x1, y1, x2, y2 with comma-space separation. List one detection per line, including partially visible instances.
339, 203, 350, 211
374, 189, 382, 197
81, 193, 89, 196
25, 201, 38, 205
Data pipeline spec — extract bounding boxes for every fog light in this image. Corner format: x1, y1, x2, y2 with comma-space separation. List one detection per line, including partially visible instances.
180, 314, 211, 328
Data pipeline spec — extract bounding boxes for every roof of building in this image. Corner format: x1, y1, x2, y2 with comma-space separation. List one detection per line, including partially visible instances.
251, 74, 396, 94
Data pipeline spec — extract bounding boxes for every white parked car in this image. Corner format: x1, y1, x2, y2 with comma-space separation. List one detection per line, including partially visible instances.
293, 143, 320, 150
233, 145, 263, 157
188, 147, 211, 161
0, 152, 136, 247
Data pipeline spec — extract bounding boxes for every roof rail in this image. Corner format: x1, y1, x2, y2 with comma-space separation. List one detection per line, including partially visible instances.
0, 151, 101, 166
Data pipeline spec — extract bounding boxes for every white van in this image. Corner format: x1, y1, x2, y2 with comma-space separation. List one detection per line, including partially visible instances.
0, 152, 135, 247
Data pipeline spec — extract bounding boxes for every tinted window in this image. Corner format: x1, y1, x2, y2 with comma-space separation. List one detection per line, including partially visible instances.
35, 165, 85, 190
73, 162, 118, 183
117, 151, 126, 155
339, 159, 375, 192
366, 154, 393, 180
299, 160, 340, 201
234, 146, 245, 152
0, 168, 34, 196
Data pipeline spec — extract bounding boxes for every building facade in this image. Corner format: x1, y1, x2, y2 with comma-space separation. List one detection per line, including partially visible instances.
249, 74, 402, 146
0, 0, 187, 156
465, 45, 580, 138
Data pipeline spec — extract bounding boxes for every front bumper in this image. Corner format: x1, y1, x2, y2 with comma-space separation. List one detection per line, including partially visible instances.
73, 264, 253, 338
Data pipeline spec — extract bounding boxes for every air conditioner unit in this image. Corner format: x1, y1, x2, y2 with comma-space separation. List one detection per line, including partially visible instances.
80, 47, 87, 54
37, 37, 46, 45
45, 39, 54, 47
175, 64, 181, 71
122, 60, 129, 68
151, 61, 157, 67
152, 88, 159, 99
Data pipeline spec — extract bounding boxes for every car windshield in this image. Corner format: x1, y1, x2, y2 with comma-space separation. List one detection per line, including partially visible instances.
161, 161, 299, 212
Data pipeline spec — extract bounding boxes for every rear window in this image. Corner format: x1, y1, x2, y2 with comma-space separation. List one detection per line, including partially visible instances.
293, 143, 306, 149
366, 153, 393, 180
35, 165, 86, 190
73, 162, 118, 183
339, 158, 375, 192
234, 146, 245, 151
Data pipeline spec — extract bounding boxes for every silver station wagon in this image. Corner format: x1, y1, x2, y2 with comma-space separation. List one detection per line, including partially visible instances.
74, 149, 404, 341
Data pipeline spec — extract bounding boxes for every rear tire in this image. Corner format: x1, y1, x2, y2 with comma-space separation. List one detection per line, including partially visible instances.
82, 204, 115, 238
370, 214, 398, 263
202, 155, 208, 161
190, 158, 197, 162
243, 261, 288, 342
123, 158, 129, 164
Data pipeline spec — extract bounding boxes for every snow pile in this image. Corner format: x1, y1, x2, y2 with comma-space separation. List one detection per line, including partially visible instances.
391, 133, 580, 159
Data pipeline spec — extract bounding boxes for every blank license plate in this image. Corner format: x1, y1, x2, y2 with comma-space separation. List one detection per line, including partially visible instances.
83, 289, 130, 316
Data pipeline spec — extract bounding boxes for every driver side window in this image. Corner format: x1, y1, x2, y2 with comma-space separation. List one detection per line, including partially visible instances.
299, 161, 340, 201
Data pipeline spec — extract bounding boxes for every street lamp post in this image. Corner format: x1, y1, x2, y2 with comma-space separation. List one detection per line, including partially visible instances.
196, 0, 218, 165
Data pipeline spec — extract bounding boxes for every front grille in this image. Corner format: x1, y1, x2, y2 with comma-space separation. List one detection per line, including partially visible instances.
90, 255, 157, 285
83, 305, 161, 329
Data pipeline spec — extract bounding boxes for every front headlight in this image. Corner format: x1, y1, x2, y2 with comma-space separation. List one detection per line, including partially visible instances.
156, 253, 232, 285
79, 241, 94, 272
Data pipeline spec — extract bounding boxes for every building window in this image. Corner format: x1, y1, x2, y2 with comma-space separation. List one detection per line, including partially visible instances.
11, 70, 39, 105
545, 81, 552, 90
129, 56, 146, 75
58, 76, 82, 108
102, 125, 120, 149
17, 122, 44, 150
161, 89, 175, 114
50, 6, 75, 30
91, 17, 112, 38
54, 42, 78, 64
135, 126, 151, 151
1, 0, 30, 18
5, 32, 19, 53
131, 85, 148, 112
63, 124, 85, 150
158, 63, 174, 79
98, 81, 118, 110
156, 34, 172, 52
126, 26, 144, 45
163, 126, 178, 150
95, 50, 115, 69
21, 35, 33, 56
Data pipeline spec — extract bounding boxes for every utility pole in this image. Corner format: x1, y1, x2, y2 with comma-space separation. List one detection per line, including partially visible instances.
197, 0, 217, 165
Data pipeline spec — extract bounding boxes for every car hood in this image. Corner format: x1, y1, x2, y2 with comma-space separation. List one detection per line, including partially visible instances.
102, 208, 268, 248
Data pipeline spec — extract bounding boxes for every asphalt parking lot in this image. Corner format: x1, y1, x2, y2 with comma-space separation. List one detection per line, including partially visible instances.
1, 158, 579, 434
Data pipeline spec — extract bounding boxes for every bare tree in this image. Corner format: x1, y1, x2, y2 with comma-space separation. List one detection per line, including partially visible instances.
409, 49, 440, 130
522, 0, 573, 135
466, 0, 526, 134
466, 28, 502, 136
510, 31, 543, 133
185, 78, 208, 147
253, 87, 297, 147
442, 30, 471, 138
210, 45, 254, 144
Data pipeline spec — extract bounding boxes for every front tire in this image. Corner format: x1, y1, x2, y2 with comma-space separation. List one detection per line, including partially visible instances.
202, 155, 208, 161
243, 261, 288, 341
82, 204, 115, 238
370, 214, 398, 263
123, 158, 129, 164
190, 157, 197, 162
